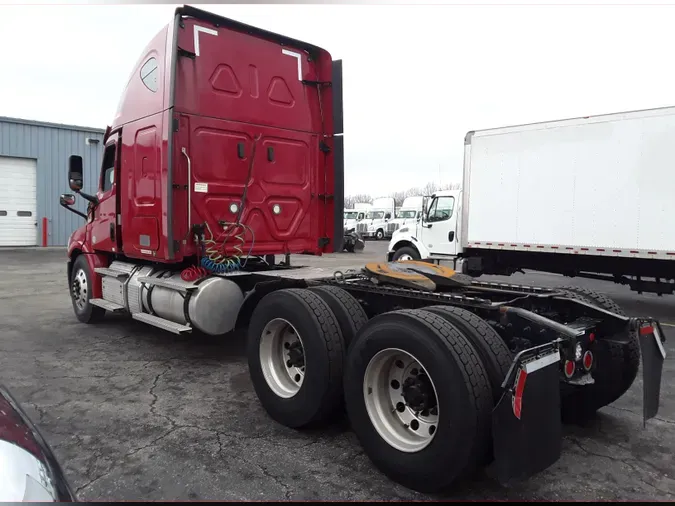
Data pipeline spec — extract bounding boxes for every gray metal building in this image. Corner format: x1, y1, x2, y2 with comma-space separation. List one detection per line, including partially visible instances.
0, 116, 105, 247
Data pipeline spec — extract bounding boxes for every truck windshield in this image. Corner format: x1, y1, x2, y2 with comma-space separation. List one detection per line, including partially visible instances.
396, 210, 417, 219
344, 211, 359, 219
366, 211, 385, 220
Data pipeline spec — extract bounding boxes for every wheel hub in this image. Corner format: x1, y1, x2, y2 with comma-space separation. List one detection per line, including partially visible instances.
259, 318, 306, 399
363, 348, 440, 453
286, 341, 305, 368
402, 373, 436, 412
71, 269, 88, 310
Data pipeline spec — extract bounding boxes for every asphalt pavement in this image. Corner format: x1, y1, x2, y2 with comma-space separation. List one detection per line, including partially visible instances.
0, 241, 673, 501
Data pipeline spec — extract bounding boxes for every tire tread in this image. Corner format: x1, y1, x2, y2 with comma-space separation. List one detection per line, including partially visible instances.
400, 308, 493, 476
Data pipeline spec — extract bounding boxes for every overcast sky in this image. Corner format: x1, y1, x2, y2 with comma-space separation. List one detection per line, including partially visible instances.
2, 2, 675, 196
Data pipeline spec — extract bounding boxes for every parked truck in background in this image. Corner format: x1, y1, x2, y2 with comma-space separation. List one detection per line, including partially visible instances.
390, 195, 428, 231
58, 5, 666, 495
356, 196, 396, 240
388, 106, 675, 296
343, 202, 370, 231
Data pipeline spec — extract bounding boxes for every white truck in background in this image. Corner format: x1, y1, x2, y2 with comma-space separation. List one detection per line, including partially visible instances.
390, 196, 428, 230
343, 202, 371, 232
388, 105, 675, 296
357, 197, 396, 240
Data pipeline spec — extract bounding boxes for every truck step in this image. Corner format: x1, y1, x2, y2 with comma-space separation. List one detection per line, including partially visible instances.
89, 298, 125, 312
132, 313, 192, 334
137, 276, 197, 293
94, 267, 130, 279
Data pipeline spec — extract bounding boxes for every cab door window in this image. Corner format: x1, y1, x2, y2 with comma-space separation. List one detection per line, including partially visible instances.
100, 143, 117, 193
426, 196, 455, 223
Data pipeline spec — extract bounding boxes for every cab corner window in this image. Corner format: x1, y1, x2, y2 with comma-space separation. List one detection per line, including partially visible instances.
140, 57, 159, 93
101, 144, 116, 193
427, 196, 455, 223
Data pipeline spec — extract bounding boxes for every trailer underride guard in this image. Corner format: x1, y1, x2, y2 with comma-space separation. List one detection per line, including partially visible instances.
59, 5, 666, 494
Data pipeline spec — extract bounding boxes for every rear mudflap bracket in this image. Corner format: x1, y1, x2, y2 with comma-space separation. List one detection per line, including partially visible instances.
500, 340, 563, 418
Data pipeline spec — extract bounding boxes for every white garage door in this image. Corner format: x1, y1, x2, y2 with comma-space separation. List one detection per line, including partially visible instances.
0, 156, 37, 246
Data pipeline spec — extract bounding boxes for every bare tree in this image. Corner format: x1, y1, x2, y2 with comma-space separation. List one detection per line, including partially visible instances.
390, 190, 406, 207
422, 181, 439, 196
440, 181, 461, 191
343, 180, 461, 209
344, 193, 373, 209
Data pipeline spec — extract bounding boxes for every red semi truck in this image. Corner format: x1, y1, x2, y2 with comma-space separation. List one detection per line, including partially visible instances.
59, 5, 666, 494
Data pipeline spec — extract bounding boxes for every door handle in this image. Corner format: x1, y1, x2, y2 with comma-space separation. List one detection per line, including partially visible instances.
110, 222, 115, 241
448, 231, 455, 242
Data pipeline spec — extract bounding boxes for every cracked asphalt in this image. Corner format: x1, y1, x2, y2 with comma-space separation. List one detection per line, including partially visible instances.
0, 242, 673, 501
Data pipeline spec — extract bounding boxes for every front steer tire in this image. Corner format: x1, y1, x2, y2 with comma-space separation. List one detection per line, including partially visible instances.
343, 309, 492, 493
247, 288, 346, 429
391, 246, 421, 262
69, 254, 105, 324
557, 286, 640, 422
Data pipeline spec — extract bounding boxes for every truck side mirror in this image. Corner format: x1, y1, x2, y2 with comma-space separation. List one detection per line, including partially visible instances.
385, 213, 391, 220
60, 193, 76, 207
68, 155, 84, 192
59, 192, 87, 219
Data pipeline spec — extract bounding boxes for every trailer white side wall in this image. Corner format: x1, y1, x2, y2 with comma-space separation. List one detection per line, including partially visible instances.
462, 106, 675, 260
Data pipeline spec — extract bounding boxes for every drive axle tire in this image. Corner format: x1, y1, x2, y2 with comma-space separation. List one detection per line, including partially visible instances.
343, 309, 492, 493
70, 255, 105, 324
308, 285, 368, 349
556, 286, 639, 421
423, 305, 513, 403
247, 288, 346, 429
558, 285, 627, 316
392, 246, 421, 262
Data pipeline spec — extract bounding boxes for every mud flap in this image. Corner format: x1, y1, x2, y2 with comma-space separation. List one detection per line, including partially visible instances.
491, 344, 563, 485
638, 321, 667, 425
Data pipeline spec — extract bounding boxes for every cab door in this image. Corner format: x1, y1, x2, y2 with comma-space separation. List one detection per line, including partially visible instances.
422, 192, 459, 257
90, 134, 122, 253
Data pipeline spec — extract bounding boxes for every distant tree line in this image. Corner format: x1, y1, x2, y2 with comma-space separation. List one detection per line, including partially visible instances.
344, 180, 461, 209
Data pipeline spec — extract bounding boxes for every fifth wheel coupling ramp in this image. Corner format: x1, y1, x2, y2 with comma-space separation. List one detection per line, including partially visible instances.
363, 260, 473, 291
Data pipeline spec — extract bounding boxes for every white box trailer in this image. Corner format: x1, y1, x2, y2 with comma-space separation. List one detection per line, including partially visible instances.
388, 105, 675, 295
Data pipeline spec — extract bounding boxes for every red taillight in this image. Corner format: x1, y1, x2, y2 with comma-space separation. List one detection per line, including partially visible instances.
583, 351, 593, 371
564, 360, 575, 378
589, 332, 596, 342
640, 325, 654, 336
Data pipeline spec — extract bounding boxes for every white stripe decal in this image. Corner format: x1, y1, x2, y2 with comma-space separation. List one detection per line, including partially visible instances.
193, 24, 218, 57
282, 49, 303, 81
524, 350, 560, 374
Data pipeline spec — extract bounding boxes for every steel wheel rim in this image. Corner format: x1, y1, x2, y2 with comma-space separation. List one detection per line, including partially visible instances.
363, 348, 439, 453
259, 318, 305, 398
398, 254, 413, 261
71, 269, 88, 310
